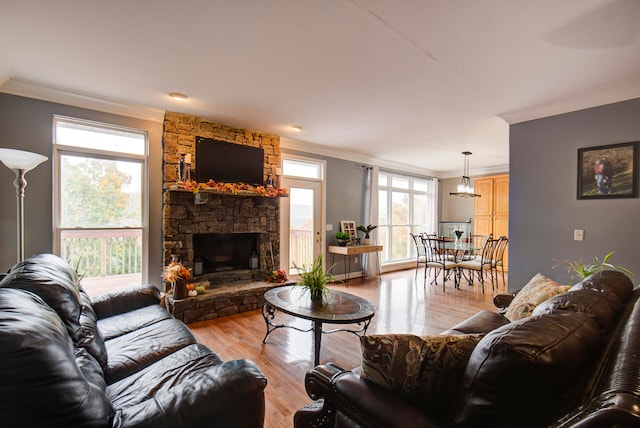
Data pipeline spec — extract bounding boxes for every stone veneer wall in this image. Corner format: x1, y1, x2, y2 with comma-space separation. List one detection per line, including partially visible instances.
162, 112, 281, 284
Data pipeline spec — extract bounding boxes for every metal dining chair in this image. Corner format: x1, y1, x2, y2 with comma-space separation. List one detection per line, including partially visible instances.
456, 237, 497, 293
409, 232, 427, 278
490, 236, 509, 287
422, 235, 458, 291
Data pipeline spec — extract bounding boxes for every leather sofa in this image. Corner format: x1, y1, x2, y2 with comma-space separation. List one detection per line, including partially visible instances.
0, 253, 267, 427
294, 270, 640, 428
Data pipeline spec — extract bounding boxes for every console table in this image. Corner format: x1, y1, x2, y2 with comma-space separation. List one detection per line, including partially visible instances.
327, 244, 383, 283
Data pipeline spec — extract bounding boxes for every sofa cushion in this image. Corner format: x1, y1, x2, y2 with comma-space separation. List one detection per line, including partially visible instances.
571, 269, 633, 301
532, 288, 623, 333
440, 309, 510, 335
105, 317, 198, 383
505, 273, 570, 321
360, 333, 484, 418
0, 287, 113, 427
0, 253, 83, 338
454, 312, 601, 428
77, 286, 109, 370
108, 344, 267, 428
97, 303, 173, 340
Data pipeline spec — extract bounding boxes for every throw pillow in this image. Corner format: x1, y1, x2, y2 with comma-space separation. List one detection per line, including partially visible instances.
360, 333, 484, 417
505, 273, 571, 321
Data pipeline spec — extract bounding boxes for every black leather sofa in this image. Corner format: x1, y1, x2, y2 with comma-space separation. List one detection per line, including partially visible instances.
294, 270, 640, 428
0, 253, 267, 427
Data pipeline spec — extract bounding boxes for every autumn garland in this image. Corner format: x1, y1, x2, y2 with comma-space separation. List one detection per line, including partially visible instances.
180, 179, 288, 197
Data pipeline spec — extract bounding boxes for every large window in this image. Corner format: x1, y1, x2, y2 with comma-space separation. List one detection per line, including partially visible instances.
53, 116, 148, 295
378, 171, 436, 263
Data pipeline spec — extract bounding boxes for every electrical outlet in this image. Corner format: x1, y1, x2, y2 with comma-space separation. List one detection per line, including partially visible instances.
574, 229, 584, 241
354, 257, 358, 264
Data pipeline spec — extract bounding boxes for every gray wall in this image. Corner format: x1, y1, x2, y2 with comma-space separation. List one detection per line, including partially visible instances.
0, 93, 164, 283
509, 97, 640, 289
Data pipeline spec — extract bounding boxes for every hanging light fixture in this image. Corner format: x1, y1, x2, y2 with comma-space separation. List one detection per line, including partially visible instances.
450, 151, 481, 198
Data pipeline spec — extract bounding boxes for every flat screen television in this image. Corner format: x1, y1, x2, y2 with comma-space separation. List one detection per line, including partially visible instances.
195, 137, 264, 185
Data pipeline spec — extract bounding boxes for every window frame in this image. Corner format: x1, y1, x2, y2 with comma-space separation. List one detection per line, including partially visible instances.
377, 170, 436, 264
52, 115, 149, 285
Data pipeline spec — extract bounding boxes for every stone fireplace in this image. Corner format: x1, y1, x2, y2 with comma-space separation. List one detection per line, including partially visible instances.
162, 112, 281, 291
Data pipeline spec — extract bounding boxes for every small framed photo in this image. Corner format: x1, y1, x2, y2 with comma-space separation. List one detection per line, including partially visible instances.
340, 220, 357, 242
577, 141, 639, 199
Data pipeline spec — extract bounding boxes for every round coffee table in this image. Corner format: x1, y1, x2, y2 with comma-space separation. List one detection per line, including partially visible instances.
262, 285, 375, 365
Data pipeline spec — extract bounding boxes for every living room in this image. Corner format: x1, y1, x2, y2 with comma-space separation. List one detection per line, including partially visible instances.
2, 2, 640, 427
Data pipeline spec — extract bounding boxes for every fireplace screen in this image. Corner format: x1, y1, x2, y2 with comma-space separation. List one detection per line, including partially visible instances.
193, 233, 259, 275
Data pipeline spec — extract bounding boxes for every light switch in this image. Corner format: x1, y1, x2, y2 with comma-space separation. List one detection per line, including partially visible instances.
326, 224, 333, 231
574, 229, 584, 241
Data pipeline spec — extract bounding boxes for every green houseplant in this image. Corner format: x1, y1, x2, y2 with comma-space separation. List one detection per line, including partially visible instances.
292, 254, 335, 301
556, 251, 634, 283
357, 224, 378, 244
335, 231, 351, 246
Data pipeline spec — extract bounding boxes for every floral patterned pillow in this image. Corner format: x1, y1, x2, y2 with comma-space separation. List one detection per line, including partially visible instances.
505, 273, 571, 321
360, 333, 484, 417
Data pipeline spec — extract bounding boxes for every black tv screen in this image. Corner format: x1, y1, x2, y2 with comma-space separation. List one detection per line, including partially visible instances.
195, 137, 264, 185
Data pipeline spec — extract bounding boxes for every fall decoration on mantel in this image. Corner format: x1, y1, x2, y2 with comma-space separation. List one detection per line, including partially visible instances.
173, 179, 288, 197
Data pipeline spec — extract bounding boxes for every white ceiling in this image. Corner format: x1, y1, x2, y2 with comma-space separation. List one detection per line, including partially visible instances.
1, 0, 640, 177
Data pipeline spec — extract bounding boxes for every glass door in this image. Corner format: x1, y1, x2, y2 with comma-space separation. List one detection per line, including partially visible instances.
280, 177, 323, 276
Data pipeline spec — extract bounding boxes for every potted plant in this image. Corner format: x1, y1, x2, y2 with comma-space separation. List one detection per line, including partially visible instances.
335, 231, 351, 246
556, 251, 634, 283
292, 254, 335, 301
357, 224, 378, 245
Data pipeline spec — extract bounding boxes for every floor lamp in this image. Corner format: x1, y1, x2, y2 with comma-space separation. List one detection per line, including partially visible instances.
0, 148, 48, 263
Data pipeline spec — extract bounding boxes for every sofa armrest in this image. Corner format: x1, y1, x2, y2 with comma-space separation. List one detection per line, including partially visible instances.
295, 363, 443, 428
91, 284, 161, 319
493, 291, 518, 314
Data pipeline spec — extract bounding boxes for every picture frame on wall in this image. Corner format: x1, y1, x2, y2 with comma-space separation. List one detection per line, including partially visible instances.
340, 220, 357, 242
577, 141, 639, 200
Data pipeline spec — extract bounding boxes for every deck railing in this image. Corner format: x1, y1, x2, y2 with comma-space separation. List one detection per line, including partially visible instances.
290, 228, 313, 268
60, 228, 142, 279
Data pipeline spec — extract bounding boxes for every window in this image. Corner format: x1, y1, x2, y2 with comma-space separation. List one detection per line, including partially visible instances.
53, 116, 148, 295
377, 171, 436, 263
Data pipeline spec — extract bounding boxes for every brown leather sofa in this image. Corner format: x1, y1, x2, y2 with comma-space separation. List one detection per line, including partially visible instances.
0, 253, 267, 427
294, 270, 639, 428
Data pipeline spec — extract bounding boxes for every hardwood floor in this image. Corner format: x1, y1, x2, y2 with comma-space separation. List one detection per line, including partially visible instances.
188, 267, 507, 428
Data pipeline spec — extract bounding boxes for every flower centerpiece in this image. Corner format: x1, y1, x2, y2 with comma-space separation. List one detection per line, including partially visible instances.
292, 254, 335, 301
163, 260, 191, 300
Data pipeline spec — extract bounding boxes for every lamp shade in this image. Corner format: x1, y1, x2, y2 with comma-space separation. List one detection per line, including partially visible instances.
0, 148, 48, 171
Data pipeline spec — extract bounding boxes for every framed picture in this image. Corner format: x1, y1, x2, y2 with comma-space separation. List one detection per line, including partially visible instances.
340, 220, 357, 242
577, 141, 639, 199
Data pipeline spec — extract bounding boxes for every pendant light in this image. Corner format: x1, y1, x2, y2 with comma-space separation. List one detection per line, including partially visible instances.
449, 151, 481, 198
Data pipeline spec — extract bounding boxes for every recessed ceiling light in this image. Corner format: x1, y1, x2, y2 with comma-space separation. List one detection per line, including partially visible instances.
169, 92, 188, 100
291, 125, 303, 132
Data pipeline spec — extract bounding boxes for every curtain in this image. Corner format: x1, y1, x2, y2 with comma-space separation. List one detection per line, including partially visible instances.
365, 166, 379, 277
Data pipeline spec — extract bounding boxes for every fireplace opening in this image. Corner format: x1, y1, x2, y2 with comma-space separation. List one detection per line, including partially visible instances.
194, 233, 259, 275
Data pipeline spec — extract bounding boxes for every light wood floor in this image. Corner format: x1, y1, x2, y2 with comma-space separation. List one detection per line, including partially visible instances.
188, 267, 507, 428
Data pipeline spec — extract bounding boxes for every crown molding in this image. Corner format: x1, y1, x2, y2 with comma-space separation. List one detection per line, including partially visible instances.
0, 77, 165, 123
280, 137, 442, 178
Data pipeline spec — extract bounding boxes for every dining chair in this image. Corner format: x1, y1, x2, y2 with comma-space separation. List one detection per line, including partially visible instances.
422, 235, 458, 292
491, 236, 509, 287
409, 233, 427, 278
456, 237, 497, 293
461, 233, 492, 261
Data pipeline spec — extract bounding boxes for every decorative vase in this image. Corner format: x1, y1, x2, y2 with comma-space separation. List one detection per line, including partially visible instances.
337, 239, 348, 246
363, 238, 371, 245
173, 278, 188, 300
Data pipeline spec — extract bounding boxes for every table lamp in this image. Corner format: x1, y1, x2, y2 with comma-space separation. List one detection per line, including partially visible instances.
0, 148, 48, 263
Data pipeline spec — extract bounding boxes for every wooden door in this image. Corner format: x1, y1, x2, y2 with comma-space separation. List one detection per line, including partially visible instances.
474, 175, 509, 269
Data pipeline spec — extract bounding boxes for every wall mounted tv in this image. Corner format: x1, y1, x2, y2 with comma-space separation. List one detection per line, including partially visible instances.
195, 137, 264, 185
